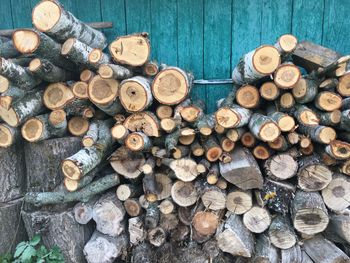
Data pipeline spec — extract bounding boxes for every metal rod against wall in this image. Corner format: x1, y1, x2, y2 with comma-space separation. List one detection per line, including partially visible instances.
193, 79, 233, 85
0, 22, 113, 37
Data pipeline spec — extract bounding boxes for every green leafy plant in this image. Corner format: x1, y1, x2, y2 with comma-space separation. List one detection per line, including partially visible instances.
0, 235, 64, 263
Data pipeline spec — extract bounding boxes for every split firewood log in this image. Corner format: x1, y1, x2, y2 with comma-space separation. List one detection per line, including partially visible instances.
268, 215, 297, 249
253, 234, 278, 263
32, 0, 107, 49
124, 111, 160, 137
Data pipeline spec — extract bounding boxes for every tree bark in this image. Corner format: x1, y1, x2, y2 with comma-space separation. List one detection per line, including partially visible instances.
253, 233, 278, 263
98, 63, 133, 80
268, 215, 297, 249
29, 58, 75, 82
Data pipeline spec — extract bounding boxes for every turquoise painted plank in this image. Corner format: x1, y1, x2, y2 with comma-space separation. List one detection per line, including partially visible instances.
231, 0, 262, 67
204, 0, 232, 113
151, 0, 178, 65
10, 0, 32, 28
178, 0, 204, 102
63, 0, 101, 23
261, 0, 293, 44
0, 1, 13, 29
323, 0, 350, 54
292, 0, 324, 43
125, 0, 151, 34
101, 0, 126, 42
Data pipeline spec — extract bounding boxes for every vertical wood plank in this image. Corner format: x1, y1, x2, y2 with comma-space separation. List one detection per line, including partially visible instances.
178, 0, 204, 102
231, 0, 262, 67
63, 0, 101, 23
101, 0, 126, 42
323, 0, 350, 54
151, 0, 178, 65
204, 0, 232, 113
261, 0, 293, 44
292, 0, 324, 43
125, 0, 151, 34
0, 1, 13, 29
10, 0, 32, 28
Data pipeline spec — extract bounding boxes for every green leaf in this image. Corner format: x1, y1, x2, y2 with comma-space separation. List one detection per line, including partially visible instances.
29, 235, 41, 246
14, 242, 28, 258
20, 246, 37, 263
36, 245, 48, 258
36, 259, 45, 263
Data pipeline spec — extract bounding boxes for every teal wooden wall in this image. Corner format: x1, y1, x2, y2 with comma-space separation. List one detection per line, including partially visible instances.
1, 0, 350, 112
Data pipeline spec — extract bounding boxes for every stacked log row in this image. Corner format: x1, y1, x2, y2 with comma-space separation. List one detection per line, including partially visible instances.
0, 1, 349, 262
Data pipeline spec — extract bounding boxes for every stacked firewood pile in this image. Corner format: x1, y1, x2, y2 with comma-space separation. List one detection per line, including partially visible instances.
0, 0, 350, 262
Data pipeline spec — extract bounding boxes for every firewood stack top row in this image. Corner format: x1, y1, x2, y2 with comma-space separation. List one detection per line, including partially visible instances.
0, 0, 350, 262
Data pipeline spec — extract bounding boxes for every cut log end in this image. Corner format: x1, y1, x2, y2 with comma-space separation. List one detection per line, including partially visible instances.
243, 206, 271, 233
88, 48, 104, 63
215, 108, 239, 128
12, 29, 40, 54
180, 106, 202, 122
0, 124, 14, 147
277, 115, 295, 132
274, 64, 301, 89
0, 106, 20, 127
293, 208, 329, 235
28, 58, 41, 72
49, 109, 66, 126
318, 126, 337, 144
337, 73, 350, 96
253, 45, 281, 74
316, 91, 342, 111
259, 122, 280, 142
21, 117, 43, 142
171, 180, 198, 207
125, 132, 148, 151
226, 190, 252, 215
253, 145, 271, 160
120, 77, 151, 112
152, 67, 191, 105
277, 34, 298, 53
32, 0, 61, 32
279, 92, 295, 109
144, 61, 159, 76
156, 105, 173, 119
72, 81, 89, 99
44, 83, 75, 110
68, 116, 89, 136
63, 177, 79, 192
241, 132, 256, 147
111, 124, 128, 140
260, 82, 279, 100
61, 159, 81, 180
192, 211, 219, 236
80, 69, 95, 83
88, 75, 119, 105
236, 85, 260, 109
98, 64, 114, 79
0, 75, 10, 93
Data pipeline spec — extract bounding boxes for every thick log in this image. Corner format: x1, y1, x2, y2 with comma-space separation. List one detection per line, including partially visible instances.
264, 152, 298, 180
0, 58, 41, 90
43, 82, 75, 110
226, 189, 252, 215
291, 190, 329, 235
109, 146, 145, 179
73, 196, 100, 225
216, 213, 254, 257
131, 242, 153, 263
29, 58, 75, 82
260, 81, 280, 101
171, 180, 198, 207
315, 91, 342, 111
83, 230, 128, 263
268, 215, 297, 249
274, 63, 301, 89
215, 104, 251, 129
93, 192, 125, 237
243, 206, 271, 233
152, 66, 193, 105
124, 111, 160, 137
298, 124, 336, 144
297, 155, 333, 191
0, 89, 45, 127
202, 136, 223, 162
33, 0, 107, 48
25, 173, 120, 206
22, 209, 92, 263
322, 173, 350, 212
292, 77, 318, 103
235, 85, 260, 108
293, 104, 319, 126
12, 29, 76, 71
302, 235, 350, 263
232, 45, 280, 85
109, 33, 150, 66
192, 211, 219, 236
200, 185, 226, 210
253, 234, 278, 263
62, 119, 113, 180
219, 147, 263, 190
61, 38, 96, 69
0, 199, 27, 254
248, 113, 280, 142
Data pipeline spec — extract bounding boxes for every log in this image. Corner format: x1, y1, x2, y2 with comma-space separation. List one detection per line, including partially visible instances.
80, 69, 95, 83
202, 136, 223, 162
260, 179, 295, 214
158, 199, 175, 215
192, 211, 219, 236
248, 113, 280, 142
281, 245, 303, 263
29, 58, 75, 82
322, 173, 350, 212
240, 131, 256, 147
143, 61, 159, 76
340, 109, 350, 131
125, 132, 152, 151
297, 155, 333, 191
22, 209, 92, 263
116, 184, 141, 201
152, 66, 193, 105
145, 202, 160, 229
67, 116, 90, 136
264, 152, 298, 180
179, 100, 205, 123
124, 198, 142, 217
268, 111, 295, 132
0, 199, 27, 254
302, 235, 350, 263
148, 226, 167, 247
298, 124, 336, 144
243, 206, 271, 233
200, 185, 226, 210
72, 81, 89, 99
232, 45, 280, 85
0, 58, 41, 90
195, 113, 216, 135
268, 215, 297, 249
33, 0, 107, 48
171, 180, 198, 207
82, 120, 99, 147
25, 173, 121, 206
326, 214, 350, 244
128, 216, 146, 245
73, 196, 100, 225
61, 38, 96, 69
0, 85, 27, 110
109, 33, 150, 66
62, 119, 113, 180
259, 81, 280, 101
43, 82, 75, 110
119, 76, 152, 112
315, 91, 342, 111
98, 63, 133, 80
24, 137, 81, 192
291, 190, 329, 235
216, 213, 254, 257
156, 105, 173, 119
253, 234, 278, 263
88, 48, 111, 67
64, 99, 95, 119
124, 111, 160, 137
219, 147, 263, 190
160, 212, 179, 232
0, 39, 20, 58
0, 89, 45, 127
274, 63, 301, 89
337, 73, 350, 96
278, 92, 295, 111
320, 77, 339, 90
131, 242, 153, 263
235, 85, 260, 108
315, 109, 342, 126
325, 140, 350, 160
292, 77, 318, 103
215, 104, 251, 129
21, 113, 67, 142
12, 29, 76, 71
274, 34, 298, 54
293, 104, 319, 126
92, 192, 125, 236
206, 162, 220, 184
0, 123, 20, 148
226, 189, 252, 215
109, 146, 145, 179
83, 231, 128, 263
253, 144, 273, 160
226, 127, 245, 142
162, 157, 199, 182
